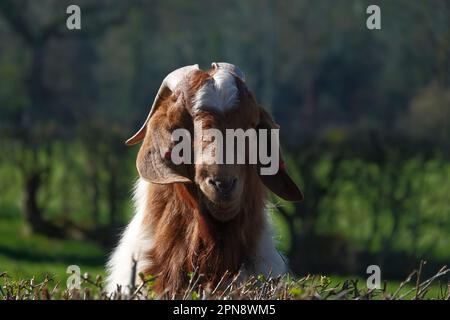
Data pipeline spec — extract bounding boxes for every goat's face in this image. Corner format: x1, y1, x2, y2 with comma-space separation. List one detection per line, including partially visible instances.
192, 89, 260, 221
127, 64, 303, 222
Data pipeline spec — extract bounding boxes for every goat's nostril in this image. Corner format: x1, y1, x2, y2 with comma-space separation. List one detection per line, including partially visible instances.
229, 177, 237, 189
211, 177, 237, 194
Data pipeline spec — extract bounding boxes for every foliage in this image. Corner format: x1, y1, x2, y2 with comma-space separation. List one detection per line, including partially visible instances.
0, 262, 448, 300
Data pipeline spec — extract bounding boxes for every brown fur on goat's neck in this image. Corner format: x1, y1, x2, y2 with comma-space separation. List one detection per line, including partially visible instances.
142, 168, 266, 296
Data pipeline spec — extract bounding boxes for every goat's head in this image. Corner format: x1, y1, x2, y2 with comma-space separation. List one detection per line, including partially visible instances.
126, 63, 303, 222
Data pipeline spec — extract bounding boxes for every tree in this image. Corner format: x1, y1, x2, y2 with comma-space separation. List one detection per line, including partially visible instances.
0, 0, 139, 236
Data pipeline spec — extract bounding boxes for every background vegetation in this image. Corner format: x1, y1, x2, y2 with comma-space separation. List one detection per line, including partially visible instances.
0, 0, 449, 295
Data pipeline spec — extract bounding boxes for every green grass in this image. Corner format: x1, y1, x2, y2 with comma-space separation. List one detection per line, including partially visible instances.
0, 217, 106, 282
327, 274, 447, 300
1, 271, 448, 300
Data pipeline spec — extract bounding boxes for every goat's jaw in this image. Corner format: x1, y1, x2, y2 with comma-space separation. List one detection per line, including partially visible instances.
201, 197, 241, 222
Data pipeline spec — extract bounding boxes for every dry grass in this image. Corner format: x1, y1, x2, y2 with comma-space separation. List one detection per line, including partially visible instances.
1, 261, 449, 300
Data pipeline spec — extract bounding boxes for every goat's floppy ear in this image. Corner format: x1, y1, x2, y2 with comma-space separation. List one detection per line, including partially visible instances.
135, 109, 192, 184
257, 107, 304, 202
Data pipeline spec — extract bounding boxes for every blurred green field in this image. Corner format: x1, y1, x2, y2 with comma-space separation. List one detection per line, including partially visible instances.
0, 217, 106, 282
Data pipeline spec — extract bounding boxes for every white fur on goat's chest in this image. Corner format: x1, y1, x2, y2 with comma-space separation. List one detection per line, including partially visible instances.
192, 69, 239, 113
105, 179, 287, 294
105, 180, 154, 293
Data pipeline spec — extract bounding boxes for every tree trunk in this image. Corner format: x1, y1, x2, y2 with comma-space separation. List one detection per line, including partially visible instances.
23, 170, 44, 232
22, 167, 63, 237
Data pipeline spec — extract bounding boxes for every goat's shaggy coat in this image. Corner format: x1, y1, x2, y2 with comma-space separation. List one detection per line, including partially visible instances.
106, 63, 301, 296
106, 179, 287, 295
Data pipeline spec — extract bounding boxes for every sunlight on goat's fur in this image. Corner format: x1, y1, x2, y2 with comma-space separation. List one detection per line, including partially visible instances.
106, 63, 303, 297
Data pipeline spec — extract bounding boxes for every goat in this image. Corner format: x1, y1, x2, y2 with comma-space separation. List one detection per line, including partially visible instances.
106, 63, 303, 297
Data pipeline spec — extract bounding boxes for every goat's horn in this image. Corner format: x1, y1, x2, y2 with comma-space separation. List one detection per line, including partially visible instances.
125, 64, 200, 146
211, 62, 245, 81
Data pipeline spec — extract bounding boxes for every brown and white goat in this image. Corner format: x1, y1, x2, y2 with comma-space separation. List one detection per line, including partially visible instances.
106, 63, 303, 296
